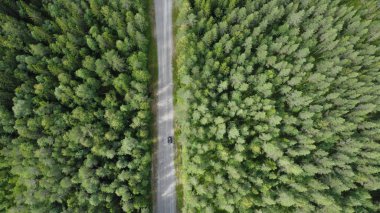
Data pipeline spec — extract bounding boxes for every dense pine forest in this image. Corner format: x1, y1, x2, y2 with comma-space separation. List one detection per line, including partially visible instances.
1, 0, 380, 212
0, 0, 152, 212
175, 0, 380, 212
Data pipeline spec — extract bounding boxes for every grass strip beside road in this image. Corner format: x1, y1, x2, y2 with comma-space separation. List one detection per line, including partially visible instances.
147, 0, 158, 210
172, 1, 184, 211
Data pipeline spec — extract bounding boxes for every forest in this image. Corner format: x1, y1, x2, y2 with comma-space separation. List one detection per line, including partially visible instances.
0, 0, 152, 212
175, 0, 380, 212
1, 0, 380, 212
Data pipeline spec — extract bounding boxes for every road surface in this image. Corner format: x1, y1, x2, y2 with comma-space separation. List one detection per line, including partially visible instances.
153, 0, 176, 212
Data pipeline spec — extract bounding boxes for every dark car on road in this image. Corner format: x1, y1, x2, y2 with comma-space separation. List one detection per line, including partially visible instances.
168, 136, 173, 144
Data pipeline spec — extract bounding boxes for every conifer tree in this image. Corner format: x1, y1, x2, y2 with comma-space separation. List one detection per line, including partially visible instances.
175, 0, 380, 212
0, 0, 153, 211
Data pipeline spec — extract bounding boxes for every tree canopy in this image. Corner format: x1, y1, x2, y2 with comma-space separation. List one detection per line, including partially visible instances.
0, 0, 152, 212
175, 0, 380, 212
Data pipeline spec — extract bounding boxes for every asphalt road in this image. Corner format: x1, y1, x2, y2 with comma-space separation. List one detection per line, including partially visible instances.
153, 0, 176, 212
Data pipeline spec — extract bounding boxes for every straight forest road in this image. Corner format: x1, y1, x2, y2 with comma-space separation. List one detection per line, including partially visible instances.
153, 0, 176, 212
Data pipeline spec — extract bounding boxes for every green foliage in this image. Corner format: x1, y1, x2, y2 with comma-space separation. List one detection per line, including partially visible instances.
175, 0, 380, 212
0, 0, 152, 212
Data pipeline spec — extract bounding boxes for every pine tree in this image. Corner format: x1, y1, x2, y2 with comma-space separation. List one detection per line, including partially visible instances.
175, 0, 380, 212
